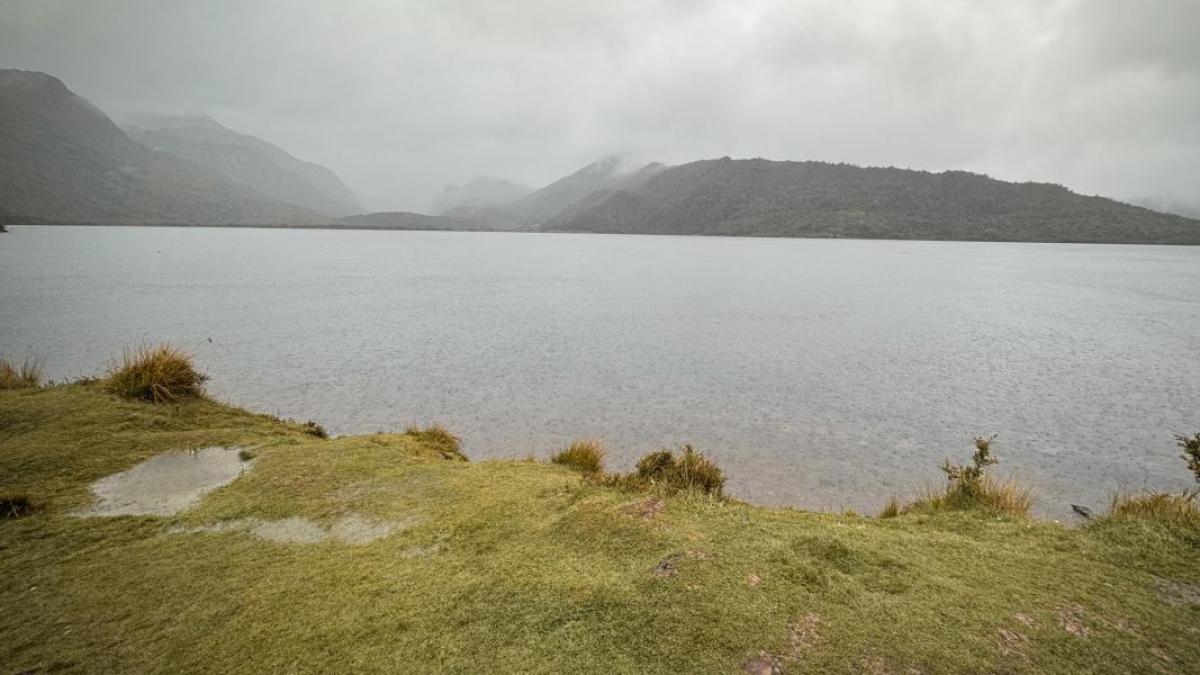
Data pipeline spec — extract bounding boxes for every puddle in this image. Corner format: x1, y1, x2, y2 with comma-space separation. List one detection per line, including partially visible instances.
79, 447, 251, 516
169, 514, 418, 545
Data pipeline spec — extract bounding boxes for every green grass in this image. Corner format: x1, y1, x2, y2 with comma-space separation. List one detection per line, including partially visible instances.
2, 383, 1198, 673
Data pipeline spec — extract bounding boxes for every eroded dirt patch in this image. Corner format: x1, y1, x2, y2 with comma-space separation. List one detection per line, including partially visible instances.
78, 447, 250, 516
1155, 577, 1200, 607
1057, 603, 1090, 637
625, 498, 665, 520
169, 514, 418, 544
997, 628, 1029, 659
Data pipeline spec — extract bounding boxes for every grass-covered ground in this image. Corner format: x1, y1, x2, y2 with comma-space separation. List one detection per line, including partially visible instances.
2, 382, 1198, 674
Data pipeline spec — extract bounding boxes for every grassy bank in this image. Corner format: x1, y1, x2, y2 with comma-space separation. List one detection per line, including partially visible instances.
1, 381, 1198, 673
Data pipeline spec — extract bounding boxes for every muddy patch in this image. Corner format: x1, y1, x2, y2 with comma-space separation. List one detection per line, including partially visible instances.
169, 514, 418, 545
79, 447, 251, 516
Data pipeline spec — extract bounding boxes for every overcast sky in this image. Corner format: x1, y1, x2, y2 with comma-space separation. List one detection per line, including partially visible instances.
1, 0, 1197, 214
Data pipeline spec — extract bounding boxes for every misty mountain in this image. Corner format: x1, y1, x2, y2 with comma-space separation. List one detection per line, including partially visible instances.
446, 156, 665, 230
432, 177, 532, 215
544, 158, 1200, 245
125, 114, 361, 217
0, 69, 320, 225
334, 211, 464, 230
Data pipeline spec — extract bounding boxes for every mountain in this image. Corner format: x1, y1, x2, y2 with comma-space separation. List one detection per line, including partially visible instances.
125, 114, 361, 217
0, 69, 320, 225
432, 177, 531, 215
544, 158, 1200, 244
334, 211, 465, 230
446, 156, 666, 230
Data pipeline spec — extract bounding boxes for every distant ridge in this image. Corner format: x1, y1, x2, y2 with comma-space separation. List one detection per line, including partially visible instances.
0, 69, 321, 226
543, 158, 1200, 245
333, 211, 465, 230
445, 156, 666, 231
125, 114, 362, 217
432, 177, 532, 215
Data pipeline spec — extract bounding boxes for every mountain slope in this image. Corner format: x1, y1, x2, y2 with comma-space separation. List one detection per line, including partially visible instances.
546, 158, 1200, 244
432, 176, 531, 215
125, 114, 361, 217
0, 70, 320, 225
447, 156, 664, 230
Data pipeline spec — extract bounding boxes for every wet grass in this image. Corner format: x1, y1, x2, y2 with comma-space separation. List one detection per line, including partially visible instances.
1, 384, 1198, 673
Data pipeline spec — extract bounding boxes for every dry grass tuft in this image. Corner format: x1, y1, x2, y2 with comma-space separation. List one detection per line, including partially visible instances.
551, 439, 606, 474
881, 436, 1034, 518
0, 357, 42, 390
106, 344, 207, 403
1106, 491, 1199, 527
604, 445, 726, 497
405, 423, 466, 461
906, 475, 1036, 518
878, 497, 902, 519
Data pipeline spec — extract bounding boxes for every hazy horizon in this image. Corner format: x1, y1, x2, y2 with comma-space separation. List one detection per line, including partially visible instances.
2, 0, 1197, 216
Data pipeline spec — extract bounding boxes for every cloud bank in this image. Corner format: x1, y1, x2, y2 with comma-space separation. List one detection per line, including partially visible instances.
1, 0, 1196, 214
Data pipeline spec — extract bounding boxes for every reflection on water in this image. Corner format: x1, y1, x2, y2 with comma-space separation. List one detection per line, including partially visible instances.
4, 225, 1199, 519
78, 446, 249, 516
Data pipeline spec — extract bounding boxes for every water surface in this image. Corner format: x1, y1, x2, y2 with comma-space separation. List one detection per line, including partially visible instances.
3, 225, 1198, 518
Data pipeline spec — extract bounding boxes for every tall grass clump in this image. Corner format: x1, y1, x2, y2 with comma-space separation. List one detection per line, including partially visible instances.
606, 444, 726, 497
1100, 434, 1200, 528
551, 440, 606, 475
0, 357, 42, 390
106, 344, 207, 403
1107, 491, 1199, 526
0, 493, 35, 519
405, 424, 466, 461
884, 435, 1034, 518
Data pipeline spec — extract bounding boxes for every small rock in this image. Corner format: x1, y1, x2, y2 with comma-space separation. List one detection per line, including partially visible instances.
748, 573, 763, 587
1070, 504, 1095, 519
653, 552, 684, 578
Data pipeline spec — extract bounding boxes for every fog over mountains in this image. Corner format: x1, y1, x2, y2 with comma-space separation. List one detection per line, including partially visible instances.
125, 114, 361, 217
0, 70, 321, 226
1, 68, 1198, 244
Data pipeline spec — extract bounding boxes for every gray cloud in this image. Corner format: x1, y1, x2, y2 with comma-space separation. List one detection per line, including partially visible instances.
1, 0, 1197, 214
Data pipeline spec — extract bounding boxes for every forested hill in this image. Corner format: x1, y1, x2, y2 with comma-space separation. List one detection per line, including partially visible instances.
544, 158, 1200, 244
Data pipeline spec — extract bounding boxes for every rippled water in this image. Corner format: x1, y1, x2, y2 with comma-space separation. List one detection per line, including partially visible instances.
3, 225, 1198, 518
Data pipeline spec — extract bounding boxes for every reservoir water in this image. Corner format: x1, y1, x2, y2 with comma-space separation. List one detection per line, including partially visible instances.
2, 225, 1198, 518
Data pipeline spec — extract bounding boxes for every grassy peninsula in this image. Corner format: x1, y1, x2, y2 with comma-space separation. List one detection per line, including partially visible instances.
1, 356, 1198, 674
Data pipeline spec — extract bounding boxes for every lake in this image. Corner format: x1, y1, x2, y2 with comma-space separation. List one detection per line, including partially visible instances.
2, 225, 1198, 518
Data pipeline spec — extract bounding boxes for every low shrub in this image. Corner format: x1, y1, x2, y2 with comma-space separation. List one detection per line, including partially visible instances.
0, 357, 42, 390
0, 493, 35, 519
1178, 433, 1200, 483
551, 440, 606, 474
606, 444, 726, 497
884, 436, 1034, 518
303, 421, 328, 438
106, 344, 207, 403
405, 424, 466, 461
